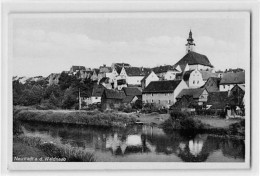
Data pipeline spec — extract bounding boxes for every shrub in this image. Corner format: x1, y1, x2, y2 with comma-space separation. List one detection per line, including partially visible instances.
162, 111, 206, 131
228, 119, 245, 136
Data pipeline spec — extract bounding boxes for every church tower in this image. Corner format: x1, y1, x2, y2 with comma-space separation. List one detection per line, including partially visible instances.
185, 30, 195, 53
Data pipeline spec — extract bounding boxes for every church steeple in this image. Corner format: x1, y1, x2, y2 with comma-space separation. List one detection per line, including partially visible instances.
186, 30, 195, 53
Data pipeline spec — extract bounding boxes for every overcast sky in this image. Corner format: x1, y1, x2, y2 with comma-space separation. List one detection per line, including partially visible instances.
11, 12, 250, 77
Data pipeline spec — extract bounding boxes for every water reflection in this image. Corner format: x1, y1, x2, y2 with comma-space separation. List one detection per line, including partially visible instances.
20, 122, 245, 162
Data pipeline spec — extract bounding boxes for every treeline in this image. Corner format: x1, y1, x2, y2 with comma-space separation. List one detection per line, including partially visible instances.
13, 72, 94, 109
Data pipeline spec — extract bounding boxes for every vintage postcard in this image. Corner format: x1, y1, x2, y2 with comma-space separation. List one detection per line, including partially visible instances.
2, 1, 258, 172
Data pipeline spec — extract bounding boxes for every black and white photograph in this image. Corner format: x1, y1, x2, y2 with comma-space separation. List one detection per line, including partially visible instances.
1, 0, 259, 173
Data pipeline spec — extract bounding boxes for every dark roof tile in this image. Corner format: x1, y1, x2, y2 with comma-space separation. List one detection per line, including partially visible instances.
143, 80, 182, 93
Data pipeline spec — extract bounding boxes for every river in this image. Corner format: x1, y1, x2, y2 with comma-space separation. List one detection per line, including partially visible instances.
20, 121, 245, 162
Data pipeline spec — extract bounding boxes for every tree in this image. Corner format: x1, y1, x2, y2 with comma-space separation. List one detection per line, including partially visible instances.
61, 87, 77, 109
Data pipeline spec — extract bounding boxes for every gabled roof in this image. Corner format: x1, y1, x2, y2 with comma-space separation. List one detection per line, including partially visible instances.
92, 69, 100, 75
142, 80, 182, 93
103, 89, 126, 99
199, 71, 219, 81
114, 67, 123, 74
122, 95, 136, 103
152, 65, 176, 74
175, 51, 213, 68
122, 87, 142, 96
219, 71, 245, 85
92, 84, 105, 97
124, 67, 151, 76
203, 77, 221, 92
207, 91, 229, 109
231, 84, 245, 92
176, 88, 207, 99
71, 66, 86, 72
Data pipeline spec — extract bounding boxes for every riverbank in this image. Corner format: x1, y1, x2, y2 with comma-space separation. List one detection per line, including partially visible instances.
161, 112, 245, 139
13, 134, 95, 162
14, 108, 137, 128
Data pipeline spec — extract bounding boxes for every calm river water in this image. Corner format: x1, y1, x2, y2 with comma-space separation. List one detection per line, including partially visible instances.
20, 122, 245, 162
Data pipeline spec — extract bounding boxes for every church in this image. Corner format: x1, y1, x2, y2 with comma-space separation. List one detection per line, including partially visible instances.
174, 30, 214, 72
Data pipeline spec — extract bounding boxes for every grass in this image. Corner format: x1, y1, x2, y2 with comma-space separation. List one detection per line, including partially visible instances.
13, 134, 95, 162
14, 108, 137, 128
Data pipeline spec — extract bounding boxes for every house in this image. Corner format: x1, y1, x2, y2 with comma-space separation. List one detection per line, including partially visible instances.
91, 69, 100, 82
101, 89, 126, 110
219, 71, 245, 91
98, 65, 112, 81
117, 67, 151, 88
183, 69, 204, 88
171, 95, 197, 112
164, 68, 182, 80
77, 70, 93, 79
122, 87, 142, 104
46, 73, 60, 86
152, 65, 179, 79
176, 88, 208, 105
69, 66, 86, 75
203, 77, 221, 92
142, 80, 188, 108
228, 84, 245, 107
83, 84, 105, 105
174, 30, 214, 71
207, 91, 229, 110
141, 71, 159, 89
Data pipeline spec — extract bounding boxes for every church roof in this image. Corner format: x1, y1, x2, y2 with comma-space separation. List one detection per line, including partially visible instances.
175, 51, 213, 68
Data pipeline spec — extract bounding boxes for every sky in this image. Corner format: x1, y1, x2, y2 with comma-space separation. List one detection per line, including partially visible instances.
11, 12, 250, 77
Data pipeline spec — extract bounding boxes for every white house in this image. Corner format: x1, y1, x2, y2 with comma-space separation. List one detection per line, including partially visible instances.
219, 71, 245, 91
119, 67, 151, 87
142, 80, 188, 108
83, 84, 105, 105
183, 69, 204, 88
141, 71, 159, 89
164, 68, 181, 80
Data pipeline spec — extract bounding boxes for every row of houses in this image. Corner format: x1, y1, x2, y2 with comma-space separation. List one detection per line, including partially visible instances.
42, 31, 245, 116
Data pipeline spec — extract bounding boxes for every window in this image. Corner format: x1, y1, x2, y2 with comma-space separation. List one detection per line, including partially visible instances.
168, 100, 171, 104
151, 100, 153, 103
197, 81, 199, 84
165, 93, 167, 96
193, 81, 195, 84
158, 100, 160, 104
152, 93, 153, 96
95, 97, 98, 99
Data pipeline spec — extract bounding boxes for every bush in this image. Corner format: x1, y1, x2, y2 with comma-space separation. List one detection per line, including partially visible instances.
162, 111, 206, 131
228, 119, 245, 136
